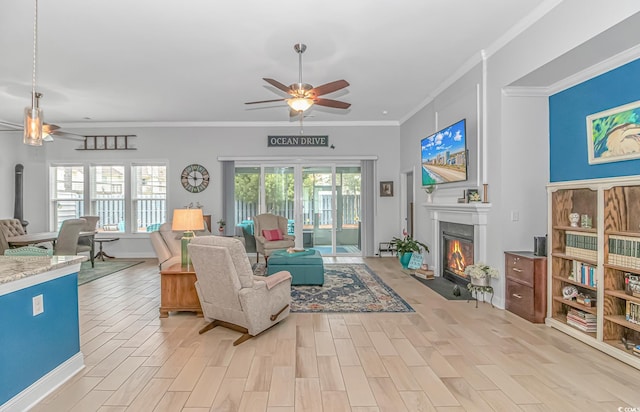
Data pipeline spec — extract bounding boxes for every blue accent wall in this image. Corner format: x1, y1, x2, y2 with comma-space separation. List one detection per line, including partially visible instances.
0, 273, 80, 405
549, 58, 640, 182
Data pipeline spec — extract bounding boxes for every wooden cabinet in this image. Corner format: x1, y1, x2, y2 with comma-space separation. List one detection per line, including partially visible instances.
505, 251, 547, 323
547, 178, 640, 370
159, 263, 203, 318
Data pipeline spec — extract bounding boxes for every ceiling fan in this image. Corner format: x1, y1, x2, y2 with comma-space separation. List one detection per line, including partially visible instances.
0, 93, 84, 142
245, 43, 351, 116
0, 119, 85, 142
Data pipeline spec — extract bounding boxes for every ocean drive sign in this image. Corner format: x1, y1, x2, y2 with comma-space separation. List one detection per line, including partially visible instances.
268, 135, 329, 147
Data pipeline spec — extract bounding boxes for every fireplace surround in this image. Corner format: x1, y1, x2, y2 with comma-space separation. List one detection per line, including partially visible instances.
424, 202, 491, 283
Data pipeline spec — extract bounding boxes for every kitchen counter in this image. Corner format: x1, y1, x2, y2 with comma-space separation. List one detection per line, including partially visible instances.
0, 255, 86, 411
0, 255, 85, 287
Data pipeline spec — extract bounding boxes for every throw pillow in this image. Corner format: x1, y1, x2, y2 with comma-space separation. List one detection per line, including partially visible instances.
262, 228, 283, 241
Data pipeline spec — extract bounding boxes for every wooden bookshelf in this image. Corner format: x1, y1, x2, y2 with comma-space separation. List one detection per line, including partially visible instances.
547, 178, 640, 370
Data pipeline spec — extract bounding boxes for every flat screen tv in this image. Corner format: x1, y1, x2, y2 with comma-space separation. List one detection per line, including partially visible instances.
421, 119, 467, 185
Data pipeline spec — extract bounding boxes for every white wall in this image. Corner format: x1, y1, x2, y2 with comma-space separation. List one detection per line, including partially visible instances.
399, 64, 482, 269
14, 124, 399, 258
400, 0, 639, 308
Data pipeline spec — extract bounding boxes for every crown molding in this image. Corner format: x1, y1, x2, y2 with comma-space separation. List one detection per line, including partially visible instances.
546, 43, 640, 95
502, 87, 550, 97
399, 0, 563, 124
57, 120, 400, 129
504, 44, 640, 97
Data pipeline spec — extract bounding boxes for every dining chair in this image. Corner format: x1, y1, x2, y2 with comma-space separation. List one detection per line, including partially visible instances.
78, 216, 99, 265
55, 218, 91, 265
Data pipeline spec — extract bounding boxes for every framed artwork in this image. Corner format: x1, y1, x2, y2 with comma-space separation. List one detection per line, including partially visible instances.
380, 181, 394, 197
466, 189, 481, 202
587, 100, 640, 164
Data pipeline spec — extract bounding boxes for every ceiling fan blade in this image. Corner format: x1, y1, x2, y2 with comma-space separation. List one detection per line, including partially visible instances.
0, 120, 23, 130
314, 98, 351, 109
43, 123, 61, 133
312, 80, 349, 96
52, 132, 85, 142
263, 78, 293, 94
245, 98, 287, 105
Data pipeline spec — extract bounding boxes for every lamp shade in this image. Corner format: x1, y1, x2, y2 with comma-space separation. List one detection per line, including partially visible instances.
172, 208, 204, 232
287, 97, 313, 112
23, 106, 43, 146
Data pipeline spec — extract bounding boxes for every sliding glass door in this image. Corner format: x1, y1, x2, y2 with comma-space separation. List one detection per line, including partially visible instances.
234, 163, 360, 256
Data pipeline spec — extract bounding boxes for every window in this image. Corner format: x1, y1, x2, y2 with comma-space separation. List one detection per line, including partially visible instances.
49, 163, 166, 233
132, 164, 167, 233
91, 165, 126, 232
50, 165, 84, 230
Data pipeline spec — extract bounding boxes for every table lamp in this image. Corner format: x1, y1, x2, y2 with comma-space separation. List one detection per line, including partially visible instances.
172, 208, 204, 268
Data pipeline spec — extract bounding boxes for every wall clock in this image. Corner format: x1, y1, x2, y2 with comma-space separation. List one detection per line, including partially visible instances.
181, 164, 210, 193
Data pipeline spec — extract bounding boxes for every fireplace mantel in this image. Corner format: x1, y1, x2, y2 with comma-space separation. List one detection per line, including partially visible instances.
423, 202, 492, 277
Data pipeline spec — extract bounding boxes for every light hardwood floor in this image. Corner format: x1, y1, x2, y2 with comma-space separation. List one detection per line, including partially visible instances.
32, 257, 640, 412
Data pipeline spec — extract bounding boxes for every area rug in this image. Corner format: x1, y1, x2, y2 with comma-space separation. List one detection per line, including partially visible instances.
411, 274, 474, 301
78, 260, 143, 285
254, 263, 414, 313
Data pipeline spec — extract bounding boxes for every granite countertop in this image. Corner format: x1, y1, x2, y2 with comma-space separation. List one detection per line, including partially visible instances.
0, 256, 86, 285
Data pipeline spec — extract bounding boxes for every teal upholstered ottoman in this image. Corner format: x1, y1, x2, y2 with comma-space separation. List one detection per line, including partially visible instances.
266, 249, 324, 285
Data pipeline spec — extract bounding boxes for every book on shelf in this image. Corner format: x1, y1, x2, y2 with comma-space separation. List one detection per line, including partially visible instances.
567, 308, 596, 332
626, 301, 640, 325
571, 261, 597, 287
608, 234, 640, 269
565, 231, 597, 261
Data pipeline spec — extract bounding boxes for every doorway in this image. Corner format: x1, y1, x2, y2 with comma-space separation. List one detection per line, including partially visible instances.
235, 163, 361, 256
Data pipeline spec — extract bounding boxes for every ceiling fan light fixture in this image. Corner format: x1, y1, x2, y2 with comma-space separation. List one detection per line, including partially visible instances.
287, 97, 313, 112
24, 94, 43, 146
24, 0, 44, 146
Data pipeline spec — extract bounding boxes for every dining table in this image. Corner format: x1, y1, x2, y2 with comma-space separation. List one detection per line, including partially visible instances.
7, 231, 97, 266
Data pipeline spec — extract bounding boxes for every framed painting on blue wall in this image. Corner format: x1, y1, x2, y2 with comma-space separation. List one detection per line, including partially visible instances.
587, 99, 640, 164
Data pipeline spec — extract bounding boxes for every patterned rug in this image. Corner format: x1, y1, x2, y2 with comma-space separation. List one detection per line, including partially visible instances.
254, 263, 414, 313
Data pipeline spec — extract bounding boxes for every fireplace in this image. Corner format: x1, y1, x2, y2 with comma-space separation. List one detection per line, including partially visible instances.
441, 221, 474, 286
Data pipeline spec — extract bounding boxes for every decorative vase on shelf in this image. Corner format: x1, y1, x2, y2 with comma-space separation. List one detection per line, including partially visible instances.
569, 212, 580, 227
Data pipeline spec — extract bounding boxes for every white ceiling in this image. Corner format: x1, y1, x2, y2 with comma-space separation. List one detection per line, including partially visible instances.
0, 0, 552, 128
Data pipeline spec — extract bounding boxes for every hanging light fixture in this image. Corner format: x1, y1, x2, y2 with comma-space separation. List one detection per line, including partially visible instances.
286, 97, 313, 112
24, 0, 43, 146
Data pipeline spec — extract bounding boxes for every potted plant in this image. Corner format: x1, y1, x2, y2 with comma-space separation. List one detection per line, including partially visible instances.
217, 219, 226, 234
464, 263, 499, 286
390, 235, 429, 269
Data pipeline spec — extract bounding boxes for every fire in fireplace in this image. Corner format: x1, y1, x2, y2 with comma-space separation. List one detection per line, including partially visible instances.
441, 221, 474, 286
447, 240, 469, 276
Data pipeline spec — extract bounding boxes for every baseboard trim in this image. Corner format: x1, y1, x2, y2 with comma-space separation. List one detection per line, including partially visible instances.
0, 352, 84, 412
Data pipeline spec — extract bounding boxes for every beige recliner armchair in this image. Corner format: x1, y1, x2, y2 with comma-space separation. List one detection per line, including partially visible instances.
253, 213, 295, 264
188, 236, 292, 345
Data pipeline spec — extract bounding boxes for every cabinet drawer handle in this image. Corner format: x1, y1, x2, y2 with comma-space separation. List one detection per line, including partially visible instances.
512, 293, 522, 299
512, 268, 522, 273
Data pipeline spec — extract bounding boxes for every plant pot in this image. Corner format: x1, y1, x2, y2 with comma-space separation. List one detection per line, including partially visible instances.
470, 276, 490, 287
399, 252, 412, 269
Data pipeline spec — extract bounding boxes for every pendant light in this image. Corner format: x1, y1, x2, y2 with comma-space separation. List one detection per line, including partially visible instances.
24, 0, 43, 146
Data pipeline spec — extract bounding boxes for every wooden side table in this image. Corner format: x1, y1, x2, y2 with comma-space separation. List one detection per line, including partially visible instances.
159, 263, 203, 318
